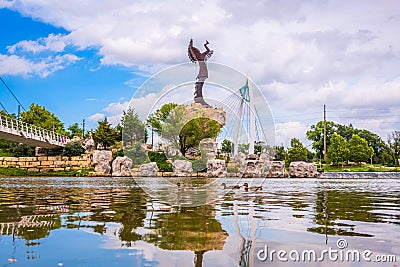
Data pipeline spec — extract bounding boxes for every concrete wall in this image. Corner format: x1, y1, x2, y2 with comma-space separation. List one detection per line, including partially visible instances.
0, 154, 94, 172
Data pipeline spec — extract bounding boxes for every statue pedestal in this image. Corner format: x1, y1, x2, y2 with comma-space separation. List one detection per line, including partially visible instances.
184, 103, 226, 126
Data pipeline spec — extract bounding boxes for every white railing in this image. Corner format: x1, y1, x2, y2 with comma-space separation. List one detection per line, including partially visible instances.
0, 114, 68, 146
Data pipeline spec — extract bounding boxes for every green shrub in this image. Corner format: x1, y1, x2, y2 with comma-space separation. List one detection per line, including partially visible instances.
63, 141, 85, 157
227, 166, 239, 173
12, 144, 35, 157
148, 151, 172, 172
192, 159, 207, 172
113, 149, 124, 160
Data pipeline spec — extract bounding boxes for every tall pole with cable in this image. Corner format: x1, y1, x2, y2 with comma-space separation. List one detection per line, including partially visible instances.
82, 119, 85, 139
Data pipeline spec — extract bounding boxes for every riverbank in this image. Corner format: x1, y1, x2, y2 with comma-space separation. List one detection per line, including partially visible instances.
318, 172, 400, 178
0, 167, 94, 177
1, 166, 399, 178
321, 164, 400, 172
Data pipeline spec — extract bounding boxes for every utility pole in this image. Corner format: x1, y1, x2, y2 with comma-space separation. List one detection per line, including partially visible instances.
151, 127, 154, 149
323, 104, 327, 160
82, 119, 85, 139
17, 105, 20, 120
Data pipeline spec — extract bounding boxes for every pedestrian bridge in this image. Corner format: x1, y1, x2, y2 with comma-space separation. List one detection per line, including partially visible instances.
0, 114, 66, 149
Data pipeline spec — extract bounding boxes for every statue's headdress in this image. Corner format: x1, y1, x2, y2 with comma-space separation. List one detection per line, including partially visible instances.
188, 39, 198, 63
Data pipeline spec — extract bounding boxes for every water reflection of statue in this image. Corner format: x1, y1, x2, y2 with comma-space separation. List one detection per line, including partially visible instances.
188, 39, 213, 106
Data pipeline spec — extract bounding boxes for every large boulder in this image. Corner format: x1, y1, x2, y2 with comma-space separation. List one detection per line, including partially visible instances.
264, 160, 287, 178
234, 152, 246, 163
93, 150, 113, 175
241, 159, 260, 178
172, 160, 193, 177
140, 162, 159, 177
199, 138, 218, 154
112, 156, 133, 177
207, 159, 226, 177
84, 136, 95, 152
185, 147, 199, 159
259, 153, 272, 163
289, 161, 318, 178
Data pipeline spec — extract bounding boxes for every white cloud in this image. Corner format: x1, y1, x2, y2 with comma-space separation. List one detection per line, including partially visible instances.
0, 54, 34, 76
3, 0, 400, 146
7, 33, 69, 54
87, 112, 105, 122
0, 0, 13, 8
102, 101, 129, 126
0, 53, 80, 77
275, 121, 309, 148
5, 1, 400, 83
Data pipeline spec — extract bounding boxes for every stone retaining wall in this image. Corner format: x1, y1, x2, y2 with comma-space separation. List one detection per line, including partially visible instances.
0, 155, 93, 172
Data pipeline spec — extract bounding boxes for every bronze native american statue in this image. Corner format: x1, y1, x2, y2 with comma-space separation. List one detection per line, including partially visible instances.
188, 39, 213, 106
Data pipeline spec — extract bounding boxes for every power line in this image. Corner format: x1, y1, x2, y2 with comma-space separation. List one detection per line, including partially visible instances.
273, 111, 320, 118
351, 121, 400, 125
328, 107, 400, 112
0, 76, 26, 111
328, 114, 399, 119
275, 117, 321, 123
275, 124, 313, 130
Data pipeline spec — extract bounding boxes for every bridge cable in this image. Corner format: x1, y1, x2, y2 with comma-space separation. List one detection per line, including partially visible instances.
0, 76, 26, 111
0, 102, 9, 114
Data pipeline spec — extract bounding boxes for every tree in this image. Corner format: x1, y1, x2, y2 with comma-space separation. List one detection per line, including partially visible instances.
254, 141, 270, 155
238, 143, 249, 154
158, 105, 187, 153
124, 141, 149, 166
273, 145, 286, 160
92, 118, 119, 148
286, 138, 307, 164
306, 120, 338, 159
147, 103, 178, 135
121, 108, 147, 146
63, 141, 85, 157
0, 110, 17, 120
221, 139, 232, 154
120, 108, 148, 166
114, 124, 123, 142
20, 103, 66, 134
179, 117, 221, 156
307, 121, 387, 163
347, 134, 374, 164
327, 133, 349, 165
67, 123, 83, 138
355, 129, 387, 164
388, 131, 400, 165
153, 104, 222, 156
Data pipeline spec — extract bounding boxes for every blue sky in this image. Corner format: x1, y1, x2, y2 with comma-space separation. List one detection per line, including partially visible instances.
0, 8, 143, 131
1, 1, 399, 147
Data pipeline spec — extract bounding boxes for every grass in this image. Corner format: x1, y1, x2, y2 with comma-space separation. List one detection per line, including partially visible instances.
0, 167, 94, 177
322, 165, 400, 172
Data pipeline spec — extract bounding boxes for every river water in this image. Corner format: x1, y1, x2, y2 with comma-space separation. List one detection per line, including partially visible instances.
0, 177, 399, 266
